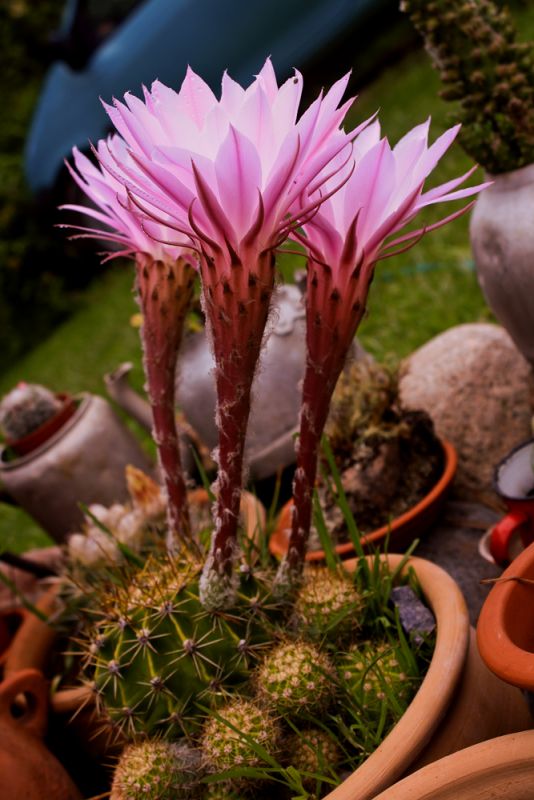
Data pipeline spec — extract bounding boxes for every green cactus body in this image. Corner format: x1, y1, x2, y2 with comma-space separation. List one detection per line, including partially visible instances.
0, 383, 62, 441
337, 640, 415, 719
201, 698, 280, 771
110, 741, 203, 799
292, 566, 362, 640
287, 728, 341, 789
87, 558, 277, 739
400, 0, 534, 173
256, 640, 335, 716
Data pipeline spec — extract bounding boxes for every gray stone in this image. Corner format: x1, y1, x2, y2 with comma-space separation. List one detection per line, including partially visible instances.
399, 323, 534, 499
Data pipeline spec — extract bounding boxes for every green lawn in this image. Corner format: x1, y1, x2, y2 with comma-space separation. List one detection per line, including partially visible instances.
4, 5, 534, 552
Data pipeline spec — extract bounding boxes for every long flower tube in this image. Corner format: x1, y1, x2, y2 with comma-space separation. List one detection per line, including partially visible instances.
60, 139, 197, 552
99, 60, 369, 608
275, 119, 491, 592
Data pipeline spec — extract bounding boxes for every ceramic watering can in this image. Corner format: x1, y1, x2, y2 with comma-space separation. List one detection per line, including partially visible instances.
0, 393, 154, 541
0, 668, 81, 800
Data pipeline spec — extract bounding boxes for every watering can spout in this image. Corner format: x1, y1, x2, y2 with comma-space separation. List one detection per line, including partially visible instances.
104, 363, 152, 432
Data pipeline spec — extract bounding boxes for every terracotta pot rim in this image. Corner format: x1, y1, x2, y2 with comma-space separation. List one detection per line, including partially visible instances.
0, 393, 89, 470
324, 553, 469, 800
476, 540, 534, 691
371, 730, 534, 800
269, 437, 457, 561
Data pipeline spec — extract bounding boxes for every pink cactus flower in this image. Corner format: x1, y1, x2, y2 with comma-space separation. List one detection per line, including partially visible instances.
98, 59, 369, 608
276, 118, 490, 588
61, 138, 197, 552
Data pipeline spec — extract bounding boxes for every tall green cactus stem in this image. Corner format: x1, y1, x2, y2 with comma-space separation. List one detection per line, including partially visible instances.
110, 741, 203, 800
400, 0, 534, 173
198, 247, 276, 610
136, 254, 195, 552
0, 383, 62, 441
276, 258, 371, 593
86, 557, 276, 739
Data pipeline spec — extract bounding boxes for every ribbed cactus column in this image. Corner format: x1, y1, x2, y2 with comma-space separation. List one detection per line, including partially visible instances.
400, 0, 534, 173
136, 254, 195, 551
199, 247, 276, 610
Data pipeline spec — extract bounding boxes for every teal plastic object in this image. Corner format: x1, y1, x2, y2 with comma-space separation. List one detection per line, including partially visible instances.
25, 0, 383, 192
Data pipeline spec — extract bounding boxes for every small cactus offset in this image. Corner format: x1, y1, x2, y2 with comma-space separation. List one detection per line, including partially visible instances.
0, 382, 62, 441
201, 698, 281, 771
400, 0, 534, 173
286, 728, 342, 789
110, 741, 203, 800
85, 557, 277, 739
291, 566, 363, 640
337, 640, 415, 719
255, 640, 335, 716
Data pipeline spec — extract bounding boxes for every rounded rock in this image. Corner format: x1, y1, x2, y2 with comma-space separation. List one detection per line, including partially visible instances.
399, 323, 534, 498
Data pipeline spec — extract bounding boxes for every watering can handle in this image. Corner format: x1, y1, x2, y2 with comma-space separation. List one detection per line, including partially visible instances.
490, 511, 530, 564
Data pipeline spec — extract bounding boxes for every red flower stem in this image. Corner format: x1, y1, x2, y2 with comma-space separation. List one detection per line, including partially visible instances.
199, 251, 275, 607
283, 259, 372, 578
135, 254, 195, 552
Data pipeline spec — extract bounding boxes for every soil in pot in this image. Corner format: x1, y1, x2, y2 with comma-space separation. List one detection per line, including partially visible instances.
311, 360, 443, 548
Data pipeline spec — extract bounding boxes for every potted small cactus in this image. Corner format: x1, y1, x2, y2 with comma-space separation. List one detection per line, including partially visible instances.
43, 56, 518, 800
0, 382, 154, 541
400, 0, 534, 366
0, 383, 75, 457
270, 359, 458, 561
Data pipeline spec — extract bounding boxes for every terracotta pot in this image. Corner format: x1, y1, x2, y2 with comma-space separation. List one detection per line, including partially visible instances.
270, 439, 457, 561
0, 668, 81, 800
4, 490, 266, 757
477, 540, 534, 691
0, 392, 155, 542
369, 731, 534, 800
6, 393, 77, 457
322, 554, 530, 800
470, 162, 534, 366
